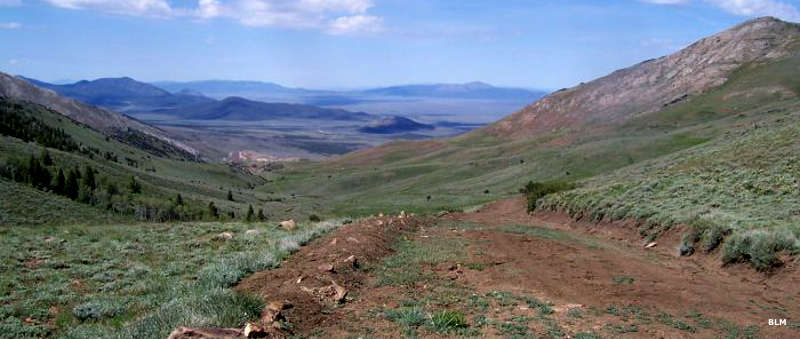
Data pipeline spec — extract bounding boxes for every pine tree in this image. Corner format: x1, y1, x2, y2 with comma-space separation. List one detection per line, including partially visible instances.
106, 181, 119, 196
175, 193, 184, 206
41, 149, 52, 166
128, 176, 142, 194
82, 165, 96, 190
257, 208, 266, 221
65, 169, 79, 200
246, 205, 255, 222
227, 190, 234, 201
27, 155, 38, 185
207, 202, 219, 219
53, 168, 65, 195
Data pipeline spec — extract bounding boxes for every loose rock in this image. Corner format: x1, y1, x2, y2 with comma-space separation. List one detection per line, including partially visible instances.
167, 327, 243, 339
279, 220, 296, 231
213, 232, 233, 241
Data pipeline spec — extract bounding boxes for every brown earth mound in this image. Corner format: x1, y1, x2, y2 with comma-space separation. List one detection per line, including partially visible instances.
235, 214, 422, 336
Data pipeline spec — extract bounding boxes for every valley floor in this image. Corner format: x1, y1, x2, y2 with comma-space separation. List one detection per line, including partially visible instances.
234, 197, 799, 338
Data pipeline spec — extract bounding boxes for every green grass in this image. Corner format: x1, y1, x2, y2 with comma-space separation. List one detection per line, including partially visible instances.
0, 219, 343, 338
373, 237, 465, 287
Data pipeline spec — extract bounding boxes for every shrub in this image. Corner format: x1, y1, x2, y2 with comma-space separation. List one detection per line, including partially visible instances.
384, 307, 427, 327
521, 180, 577, 212
72, 300, 126, 321
308, 214, 321, 222
702, 225, 728, 253
722, 229, 799, 271
430, 310, 468, 333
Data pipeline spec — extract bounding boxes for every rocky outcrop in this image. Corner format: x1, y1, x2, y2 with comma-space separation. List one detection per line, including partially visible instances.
489, 17, 800, 138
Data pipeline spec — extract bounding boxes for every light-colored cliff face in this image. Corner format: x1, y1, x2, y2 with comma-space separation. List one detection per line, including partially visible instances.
0, 72, 198, 156
490, 17, 800, 138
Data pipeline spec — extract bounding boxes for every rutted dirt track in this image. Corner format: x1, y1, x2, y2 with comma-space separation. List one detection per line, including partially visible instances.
231, 198, 799, 338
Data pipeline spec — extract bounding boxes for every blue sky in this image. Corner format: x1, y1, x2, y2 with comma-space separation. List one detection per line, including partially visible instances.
1, 0, 800, 89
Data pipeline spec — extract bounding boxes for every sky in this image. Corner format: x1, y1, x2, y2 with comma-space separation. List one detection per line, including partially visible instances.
1, 0, 800, 90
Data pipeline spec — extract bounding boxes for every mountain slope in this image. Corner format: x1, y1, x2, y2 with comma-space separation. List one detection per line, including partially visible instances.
0, 98, 274, 225
158, 96, 373, 121
24, 76, 215, 112
0, 72, 198, 158
489, 17, 800, 138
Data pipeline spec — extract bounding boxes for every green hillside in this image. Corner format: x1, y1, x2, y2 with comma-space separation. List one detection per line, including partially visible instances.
0, 98, 288, 226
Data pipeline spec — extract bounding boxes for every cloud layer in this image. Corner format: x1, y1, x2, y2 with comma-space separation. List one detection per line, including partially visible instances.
0, 22, 21, 29
640, 0, 800, 22
41, 0, 383, 35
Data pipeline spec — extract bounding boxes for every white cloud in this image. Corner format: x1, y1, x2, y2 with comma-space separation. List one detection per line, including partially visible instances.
0, 0, 22, 7
44, 0, 173, 17
640, 0, 800, 22
201, 0, 381, 33
41, 0, 384, 35
639, 0, 689, 4
327, 14, 383, 35
707, 0, 800, 21
0, 22, 21, 29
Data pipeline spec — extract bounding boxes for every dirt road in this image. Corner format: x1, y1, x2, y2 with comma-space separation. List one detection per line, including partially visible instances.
236, 197, 800, 338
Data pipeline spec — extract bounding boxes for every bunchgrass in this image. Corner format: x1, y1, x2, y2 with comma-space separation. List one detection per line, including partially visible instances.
0, 218, 344, 339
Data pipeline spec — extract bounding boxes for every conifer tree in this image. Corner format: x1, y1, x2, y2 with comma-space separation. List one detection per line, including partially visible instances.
53, 168, 65, 195
82, 165, 96, 190
65, 169, 79, 200
175, 193, 184, 205
227, 190, 234, 201
128, 176, 142, 194
41, 149, 52, 166
246, 204, 255, 222
207, 202, 219, 219
257, 208, 266, 221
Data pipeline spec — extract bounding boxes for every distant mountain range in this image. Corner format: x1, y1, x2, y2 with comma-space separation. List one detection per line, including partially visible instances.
360, 82, 541, 100
152, 80, 545, 102
157, 96, 374, 121
22, 76, 214, 113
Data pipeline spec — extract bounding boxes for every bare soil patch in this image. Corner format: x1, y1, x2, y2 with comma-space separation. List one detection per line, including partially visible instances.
230, 197, 800, 338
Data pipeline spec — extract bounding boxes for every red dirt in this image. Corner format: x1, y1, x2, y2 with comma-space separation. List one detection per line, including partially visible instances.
233, 197, 800, 338
235, 215, 422, 336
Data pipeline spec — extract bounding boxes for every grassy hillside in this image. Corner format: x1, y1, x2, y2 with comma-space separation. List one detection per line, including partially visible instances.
0, 218, 343, 338
0, 99, 304, 225
541, 100, 800, 270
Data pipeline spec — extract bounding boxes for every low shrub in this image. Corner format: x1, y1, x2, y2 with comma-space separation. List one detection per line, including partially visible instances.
384, 307, 427, 327
520, 181, 577, 213
430, 310, 468, 333
722, 229, 799, 271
